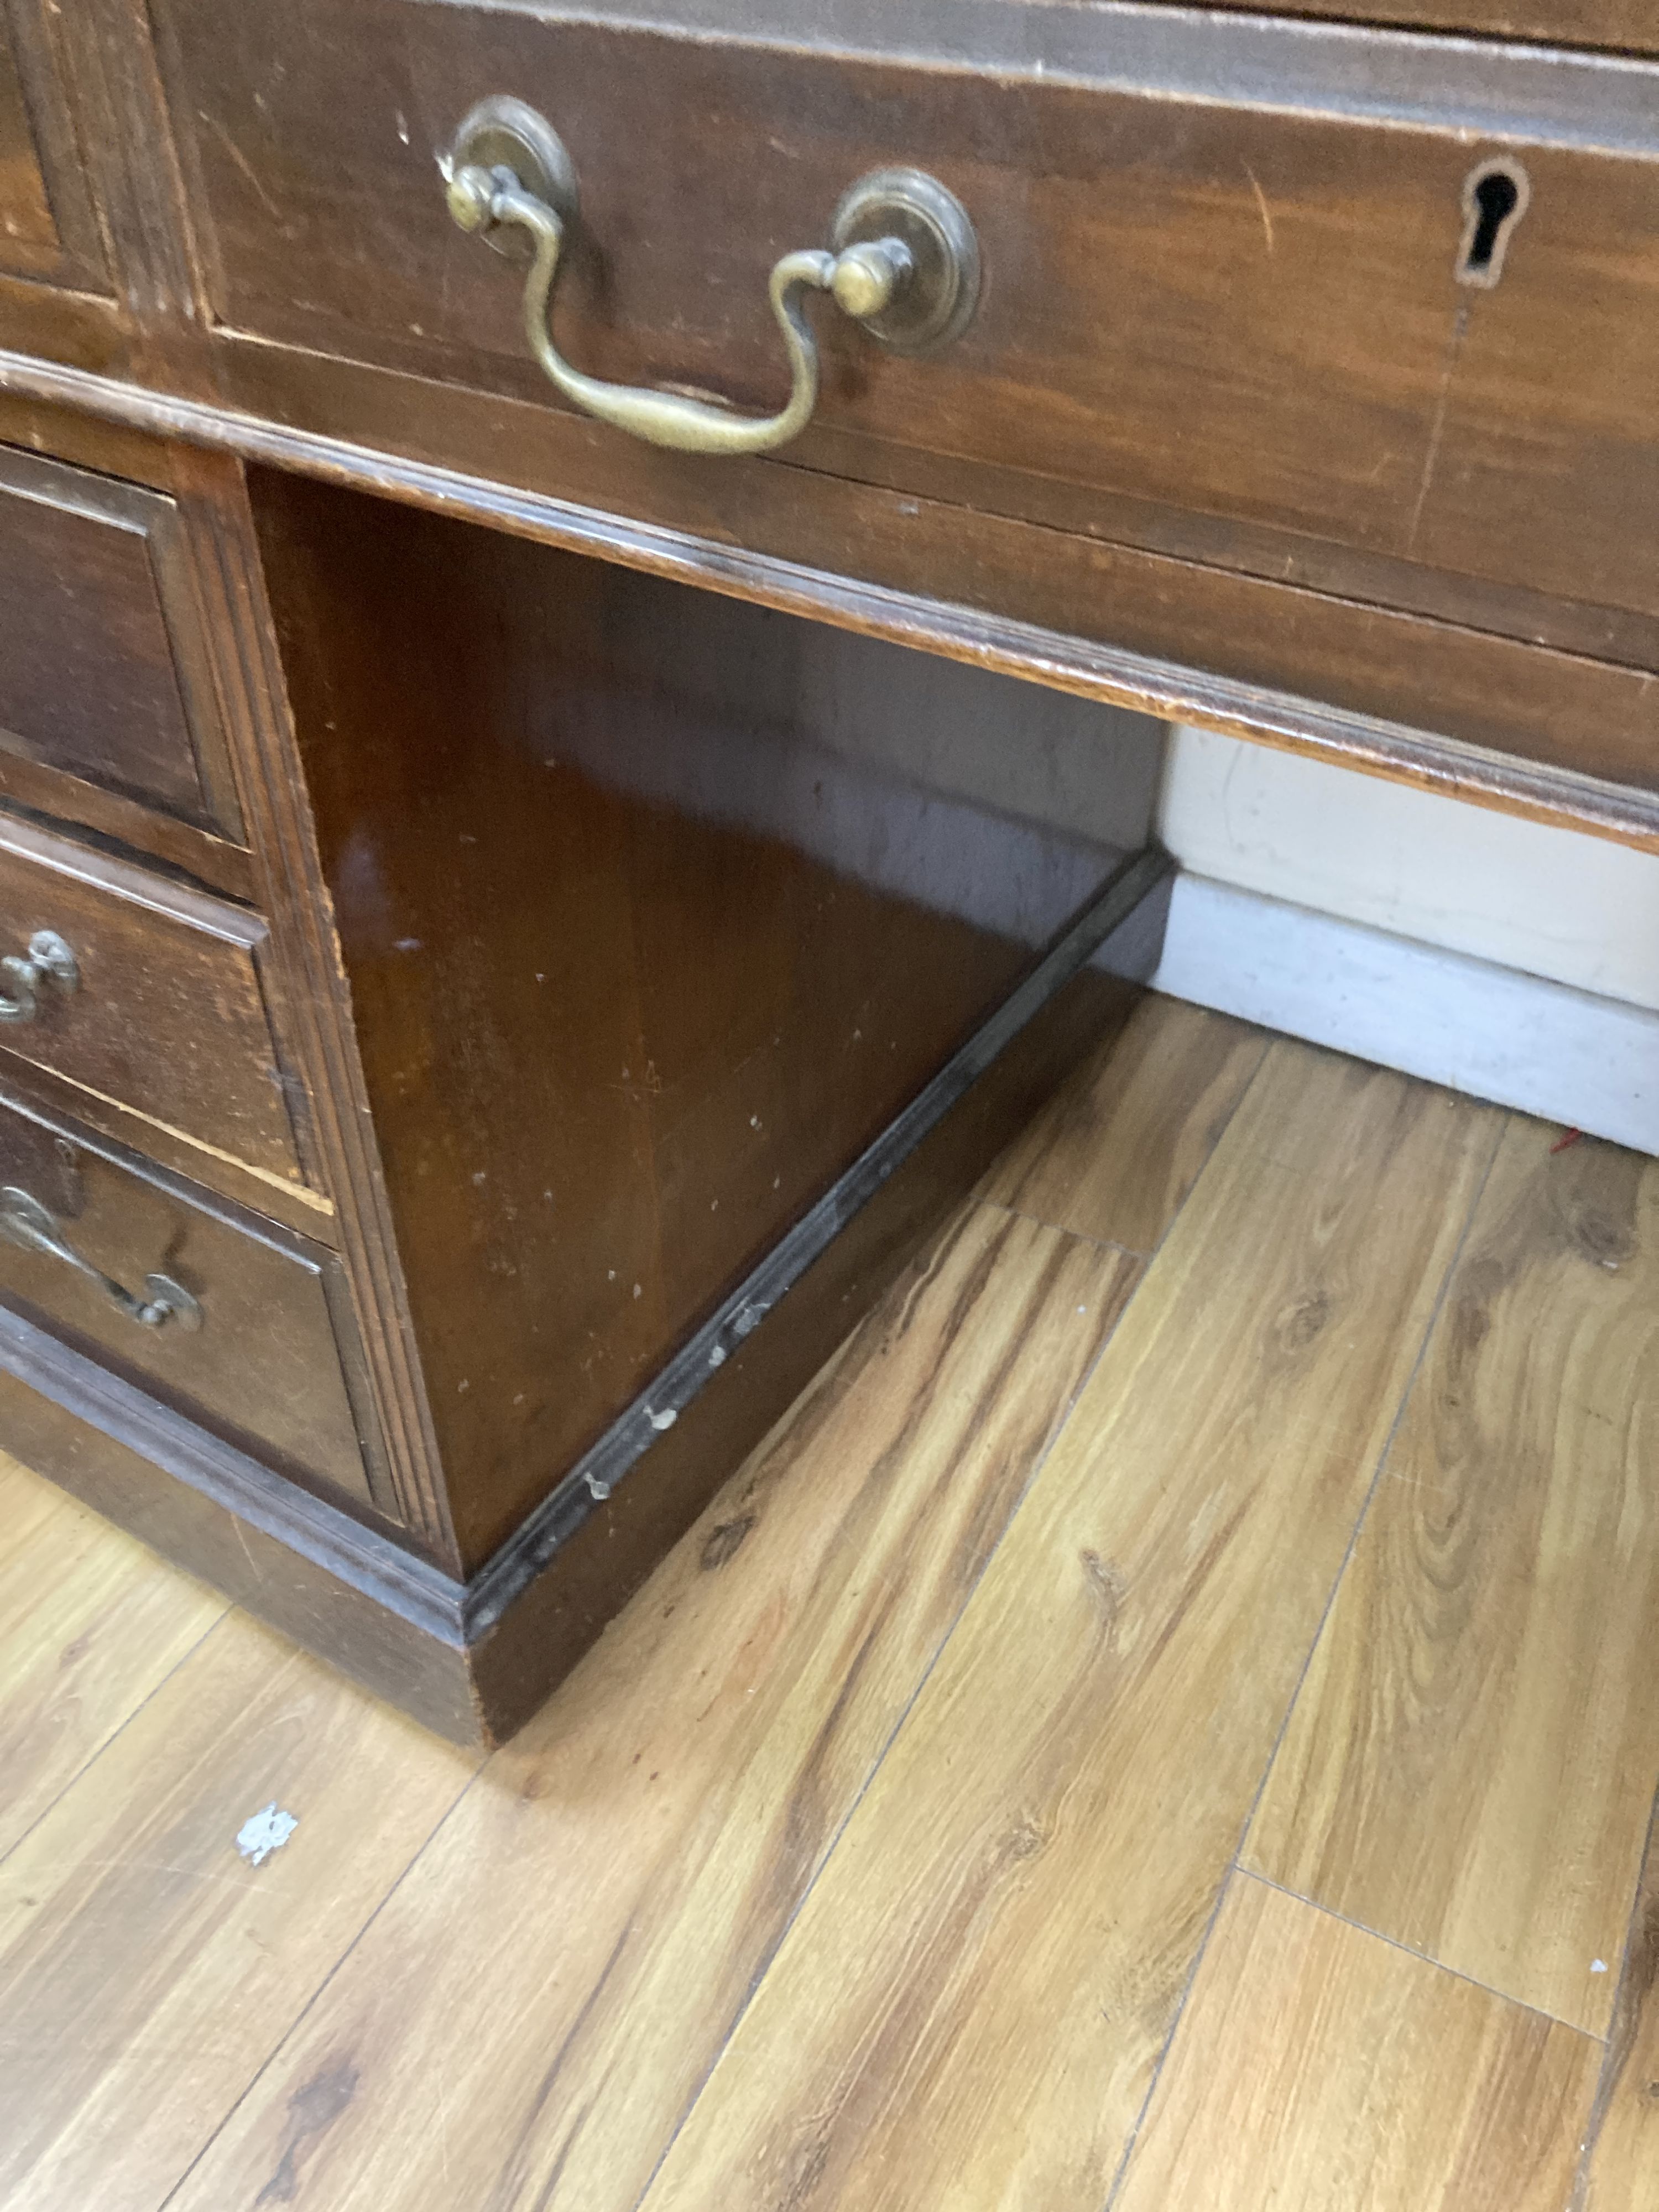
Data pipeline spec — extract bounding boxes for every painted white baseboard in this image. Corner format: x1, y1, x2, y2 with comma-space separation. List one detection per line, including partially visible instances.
1154, 874, 1659, 1155
1158, 724, 1659, 1011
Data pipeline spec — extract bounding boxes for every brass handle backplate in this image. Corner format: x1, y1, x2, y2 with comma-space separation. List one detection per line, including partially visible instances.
440, 96, 979, 456
0, 1187, 202, 1332
0, 930, 78, 1025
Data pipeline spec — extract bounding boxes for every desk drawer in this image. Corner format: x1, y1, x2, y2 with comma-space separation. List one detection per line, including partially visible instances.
156, 0, 1659, 637
0, 1094, 378, 1511
0, 27, 58, 283
0, 813, 306, 1185
0, 8, 105, 293
0, 446, 243, 838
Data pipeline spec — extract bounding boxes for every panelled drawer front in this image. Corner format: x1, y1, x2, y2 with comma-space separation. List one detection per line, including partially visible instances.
155, 0, 1659, 634
0, 1093, 379, 1512
0, 446, 244, 838
0, 7, 105, 291
0, 29, 57, 277
0, 812, 307, 1185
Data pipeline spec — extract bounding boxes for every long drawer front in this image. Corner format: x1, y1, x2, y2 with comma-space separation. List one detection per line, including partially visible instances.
155, 0, 1659, 654
0, 1092, 380, 1514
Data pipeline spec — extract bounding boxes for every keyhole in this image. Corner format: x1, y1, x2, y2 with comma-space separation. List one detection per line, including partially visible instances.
1457, 158, 1529, 288
1467, 173, 1517, 269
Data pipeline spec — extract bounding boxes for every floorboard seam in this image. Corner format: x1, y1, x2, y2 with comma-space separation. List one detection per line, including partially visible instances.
1239, 1867, 1609, 2042
0, 1599, 232, 1871
622, 1028, 1282, 2212
975, 1197, 1149, 1262
1227, 1097, 1510, 1867
152, 1752, 489, 2210
1099, 1098, 1511, 2212
1568, 1782, 1659, 2208
1100, 1861, 1244, 2212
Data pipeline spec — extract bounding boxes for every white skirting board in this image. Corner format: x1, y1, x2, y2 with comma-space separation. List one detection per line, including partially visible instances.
1153, 874, 1659, 1155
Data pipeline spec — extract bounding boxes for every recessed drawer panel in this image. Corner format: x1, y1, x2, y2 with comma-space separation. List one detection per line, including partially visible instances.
0, 1094, 379, 1512
0, 30, 56, 276
0, 446, 244, 838
0, 813, 307, 1186
0, 7, 105, 292
154, 0, 1659, 632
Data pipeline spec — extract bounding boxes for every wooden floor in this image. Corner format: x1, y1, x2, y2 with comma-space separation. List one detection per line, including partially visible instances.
2, 995, 1657, 2211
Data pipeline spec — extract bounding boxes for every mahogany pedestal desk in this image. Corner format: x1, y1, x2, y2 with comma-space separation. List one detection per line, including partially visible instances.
0, 0, 1652, 1742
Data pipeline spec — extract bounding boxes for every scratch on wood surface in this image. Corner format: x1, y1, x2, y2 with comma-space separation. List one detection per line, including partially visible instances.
1408, 304, 1470, 555
231, 1515, 265, 1587
1243, 165, 1275, 255
200, 116, 286, 225
63, 1856, 291, 1893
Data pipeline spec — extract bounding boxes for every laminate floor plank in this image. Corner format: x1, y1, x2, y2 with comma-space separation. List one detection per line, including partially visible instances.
0, 1462, 227, 1861
0, 1609, 480, 2212
980, 994, 1267, 1252
632, 1044, 1503, 2212
1247, 1123, 1659, 2036
161, 1202, 1139, 2212
1113, 1874, 1600, 2212
1577, 1802, 1659, 2210
8, 1009, 1635, 2212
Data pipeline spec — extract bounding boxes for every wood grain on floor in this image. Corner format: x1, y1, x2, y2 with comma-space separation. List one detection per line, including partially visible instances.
980, 995, 1267, 1251
633, 1047, 1503, 2212
0, 1471, 226, 1860
1578, 1804, 1659, 2212
1248, 1123, 1659, 2036
0, 998, 1649, 2212
158, 1205, 1140, 2212
1113, 1874, 1601, 2212
0, 1613, 478, 2212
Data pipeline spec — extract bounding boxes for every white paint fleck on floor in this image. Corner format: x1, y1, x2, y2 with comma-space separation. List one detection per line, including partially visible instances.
235, 1803, 299, 1867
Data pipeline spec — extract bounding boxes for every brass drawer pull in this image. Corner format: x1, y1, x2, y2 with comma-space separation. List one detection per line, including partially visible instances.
441, 97, 979, 457
0, 1187, 202, 1331
0, 930, 78, 1024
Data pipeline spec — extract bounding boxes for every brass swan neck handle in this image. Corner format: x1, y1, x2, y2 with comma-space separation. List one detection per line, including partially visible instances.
441, 98, 979, 459
446, 165, 890, 456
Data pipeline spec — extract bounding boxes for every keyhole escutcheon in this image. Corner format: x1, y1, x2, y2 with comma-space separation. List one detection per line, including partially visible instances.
1458, 158, 1530, 288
